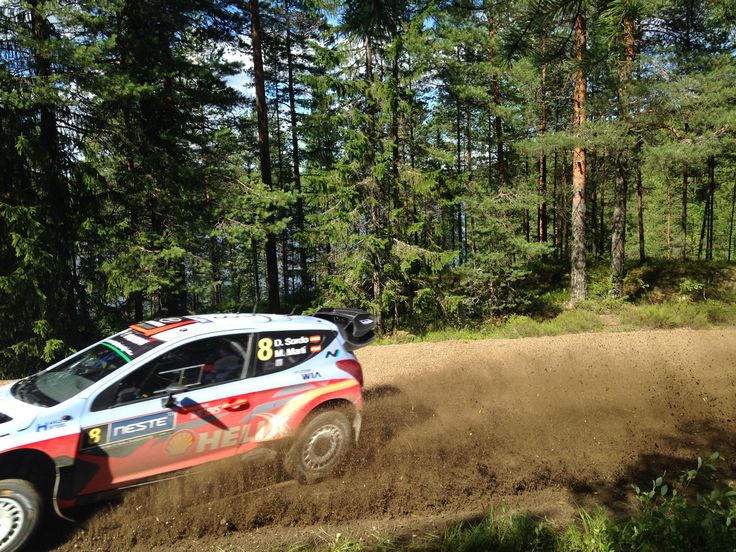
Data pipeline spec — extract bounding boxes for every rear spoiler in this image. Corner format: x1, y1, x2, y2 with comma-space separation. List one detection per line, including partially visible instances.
311, 308, 376, 350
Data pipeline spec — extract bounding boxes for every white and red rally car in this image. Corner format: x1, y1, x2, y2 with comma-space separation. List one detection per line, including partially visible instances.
0, 308, 374, 552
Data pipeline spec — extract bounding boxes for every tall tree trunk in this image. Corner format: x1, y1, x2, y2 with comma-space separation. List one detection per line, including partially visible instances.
465, 108, 473, 260
390, 40, 401, 235
611, 153, 627, 297
364, 37, 385, 330
284, 0, 309, 294
563, 153, 570, 260
487, 112, 493, 190
698, 186, 709, 260
455, 94, 462, 260
485, 3, 505, 187
553, 150, 559, 255
728, 180, 736, 261
682, 163, 689, 259
538, 63, 548, 243
250, 0, 280, 312
494, 81, 505, 187
252, 239, 260, 306
589, 151, 598, 257
456, 98, 462, 178
30, 0, 79, 344
466, 108, 473, 186
274, 85, 290, 303
570, 9, 587, 302
636, 165, 645, 262
707, 156, 716, 260
666, 181, 672, 259
611, 12, 635, 297
598, 161, 606, 256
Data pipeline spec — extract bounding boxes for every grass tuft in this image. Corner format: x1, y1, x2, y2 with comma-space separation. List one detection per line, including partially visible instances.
618, 300, 736, 329
299, 454, 736, 552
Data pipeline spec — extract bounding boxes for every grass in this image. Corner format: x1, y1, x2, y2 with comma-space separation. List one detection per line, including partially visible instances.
618, 300, 736, 329
380, 259, 736, 345
282, 455, 736, 552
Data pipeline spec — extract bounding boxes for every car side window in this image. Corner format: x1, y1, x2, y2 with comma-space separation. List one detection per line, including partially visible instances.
92, 334, 252, 410
254, 330, 335, 376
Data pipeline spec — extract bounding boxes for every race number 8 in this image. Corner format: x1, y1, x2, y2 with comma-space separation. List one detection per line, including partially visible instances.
257, 337, 273, 361
88, 427, 102, 444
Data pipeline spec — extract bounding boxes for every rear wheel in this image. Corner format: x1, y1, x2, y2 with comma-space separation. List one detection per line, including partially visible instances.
0, 479, 41, 552
284, 410, 352, 484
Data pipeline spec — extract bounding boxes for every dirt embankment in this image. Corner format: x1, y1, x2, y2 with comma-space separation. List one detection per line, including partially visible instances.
48, 328, 736, 551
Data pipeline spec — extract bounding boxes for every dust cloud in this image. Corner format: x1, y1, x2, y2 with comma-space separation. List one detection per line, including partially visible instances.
53, 329, 736, 551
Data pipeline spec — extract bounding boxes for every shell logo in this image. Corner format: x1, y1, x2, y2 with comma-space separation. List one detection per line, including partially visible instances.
166, 430, 195, 456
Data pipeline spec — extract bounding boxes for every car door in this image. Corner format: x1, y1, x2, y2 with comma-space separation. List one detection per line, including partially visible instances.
72, 332, 255, 496
232, 329, 340, 457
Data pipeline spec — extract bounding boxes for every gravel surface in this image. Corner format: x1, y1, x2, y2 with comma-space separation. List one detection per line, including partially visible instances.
37, 328, 736, 551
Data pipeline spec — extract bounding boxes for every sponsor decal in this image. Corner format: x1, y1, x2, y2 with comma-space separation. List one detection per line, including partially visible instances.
300, 371, 322, 381
178, 401, 225, 419
284, 336, 309, 346
105, 338, 134, 357
359, 318, 373, 325
186, 315, 213, 324
325, 349, 340, 358
194, 414, 292, 453
83, 411, 175, 449
260, 334, 324, 362
121, 333, 152, 346
109, 411, 175, 443
129, 317, 197, 336
36, 417, 71, 432
104, 330, 162, 361
187, 380, 356, 454
166, 430, 196, 456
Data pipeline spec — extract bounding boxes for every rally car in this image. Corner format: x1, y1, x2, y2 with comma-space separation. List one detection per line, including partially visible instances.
0, 308, 374, 552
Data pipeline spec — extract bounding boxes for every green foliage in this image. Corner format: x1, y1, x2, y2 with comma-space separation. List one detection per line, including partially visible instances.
607, 452, 736, 550
378, 259, 736, 345
2, 0, 736, 375
498, 310, 604, 338
440, 509, 556, 552
283, 455, 736, 552
619, 300, 736, 329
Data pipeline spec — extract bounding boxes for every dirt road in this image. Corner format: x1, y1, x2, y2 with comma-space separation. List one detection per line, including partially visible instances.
51, 328, 736, 551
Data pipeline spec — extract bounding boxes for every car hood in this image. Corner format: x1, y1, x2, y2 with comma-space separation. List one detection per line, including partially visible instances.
0, 382, 43, 437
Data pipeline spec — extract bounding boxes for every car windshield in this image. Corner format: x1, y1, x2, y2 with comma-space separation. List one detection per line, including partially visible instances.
12, 344, 128, 407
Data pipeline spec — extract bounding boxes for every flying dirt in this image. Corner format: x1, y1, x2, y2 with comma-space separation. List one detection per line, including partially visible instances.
45, 328, 736, 551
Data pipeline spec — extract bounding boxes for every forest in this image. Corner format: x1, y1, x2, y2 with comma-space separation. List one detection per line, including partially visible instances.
1, 0, 735, 376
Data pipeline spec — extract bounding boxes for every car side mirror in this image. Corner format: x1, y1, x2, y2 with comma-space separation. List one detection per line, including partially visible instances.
163, 383, 187, 408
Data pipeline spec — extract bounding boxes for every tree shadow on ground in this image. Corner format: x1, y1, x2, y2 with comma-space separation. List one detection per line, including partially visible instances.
569, 418, 736, 518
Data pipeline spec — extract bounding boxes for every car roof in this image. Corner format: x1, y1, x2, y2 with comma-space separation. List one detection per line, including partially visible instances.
127, 314, 335, 343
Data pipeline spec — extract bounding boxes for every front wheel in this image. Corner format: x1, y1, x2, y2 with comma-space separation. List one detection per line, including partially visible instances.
284, 410, 352, 484
0, 479, 42, 552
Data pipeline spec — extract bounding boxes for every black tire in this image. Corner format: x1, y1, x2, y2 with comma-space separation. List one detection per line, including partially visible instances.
284, 410, 352, 484
0, 479, 42, 552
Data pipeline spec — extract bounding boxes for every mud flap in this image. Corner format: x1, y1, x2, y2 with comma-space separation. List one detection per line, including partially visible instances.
52, 464, 75, 522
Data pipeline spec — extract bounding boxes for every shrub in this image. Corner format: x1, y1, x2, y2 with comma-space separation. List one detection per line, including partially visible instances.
619, 300, 736, 329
